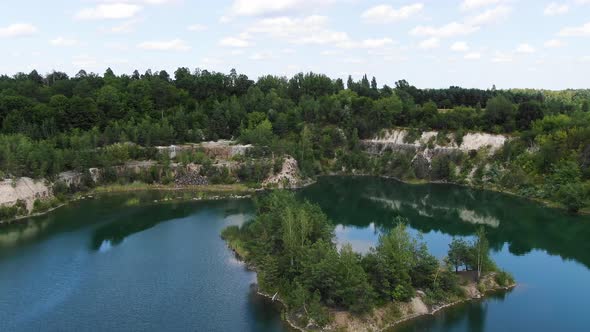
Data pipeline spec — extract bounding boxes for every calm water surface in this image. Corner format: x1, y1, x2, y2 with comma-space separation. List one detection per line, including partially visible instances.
1, 177, 590, 331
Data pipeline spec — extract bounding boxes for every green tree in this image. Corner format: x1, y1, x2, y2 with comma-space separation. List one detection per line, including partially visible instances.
447, 238, 470, 272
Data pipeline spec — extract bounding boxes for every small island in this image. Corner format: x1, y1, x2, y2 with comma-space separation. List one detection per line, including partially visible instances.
222, 191, 515, 331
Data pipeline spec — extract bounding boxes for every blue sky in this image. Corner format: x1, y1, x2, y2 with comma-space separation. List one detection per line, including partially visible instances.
1, 0, 589, 89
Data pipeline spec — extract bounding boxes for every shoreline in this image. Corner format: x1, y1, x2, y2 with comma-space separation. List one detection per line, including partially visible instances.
227, 242, 515, 332
321, 172, 581, 214
1, 170, 584, 226
0, 183, 256, 226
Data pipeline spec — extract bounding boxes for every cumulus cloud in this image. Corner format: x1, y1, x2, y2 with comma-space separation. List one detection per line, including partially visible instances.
248, 15, 350, 46
544, 2, 569, 16
75, 3, 142, 20
411, 4, 510, 41
359, 38, 395, 48
419, 37, 440, 49
361, 3, 424, 24
0, 23, 38, 38
219, 36, 251, 48
558, 22, 590, 36
516, 43, 535, 53
104, 19, 140, 33
451, 41, 470, 52
137, 38, 190, 51
228, 0, 337, 17
466, 5, 512, 25
50, 37, 78, 46
411, 22, 479, 38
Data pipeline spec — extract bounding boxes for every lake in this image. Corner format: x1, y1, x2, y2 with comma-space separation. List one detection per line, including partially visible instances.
1, 176, 590, 331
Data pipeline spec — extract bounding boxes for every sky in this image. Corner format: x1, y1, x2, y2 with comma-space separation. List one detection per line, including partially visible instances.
0, 0, 589, 89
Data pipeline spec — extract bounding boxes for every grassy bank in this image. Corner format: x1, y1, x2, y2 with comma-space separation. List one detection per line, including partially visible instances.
92, 182, 255, 195
0, 182, 257, 225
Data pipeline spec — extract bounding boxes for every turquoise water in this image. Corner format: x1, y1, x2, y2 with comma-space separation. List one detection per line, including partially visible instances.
0, 195, 287, 331
1, 177, 590, 331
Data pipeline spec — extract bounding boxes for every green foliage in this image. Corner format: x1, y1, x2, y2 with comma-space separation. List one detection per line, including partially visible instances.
0, 199, 27, 219
494, 270, 515, 287
446, 238, 470, 272
1, 67, 590, 213
222, 193, 476, 325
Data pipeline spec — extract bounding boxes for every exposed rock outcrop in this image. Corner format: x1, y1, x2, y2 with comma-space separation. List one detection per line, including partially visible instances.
362, 129, 509, 180
364, 129, 507, 153
156, 140, 252, 160
263, 157, 306, 189
0, 178, 51, 211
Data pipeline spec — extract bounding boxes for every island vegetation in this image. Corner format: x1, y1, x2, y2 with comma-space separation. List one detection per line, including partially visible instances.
1, 67, 590, 221
222, 191, 514, 331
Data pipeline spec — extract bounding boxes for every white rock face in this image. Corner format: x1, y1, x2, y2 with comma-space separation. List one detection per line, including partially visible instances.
460, 133, 507, 151
263, 157, 303, 189
365, 129, 507, 152
0, 177, 51, 211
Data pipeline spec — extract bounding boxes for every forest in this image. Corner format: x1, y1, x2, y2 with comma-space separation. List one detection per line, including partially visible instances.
1, 68, 590, 211
221, 191, 513, 327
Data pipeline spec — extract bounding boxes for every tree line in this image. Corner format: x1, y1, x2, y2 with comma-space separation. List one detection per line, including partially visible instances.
2, 67, 590, 212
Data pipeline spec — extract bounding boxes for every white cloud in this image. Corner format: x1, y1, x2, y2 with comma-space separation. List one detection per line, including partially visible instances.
361, 3, 424, 24
451, 41, 470, 52
219, 15, 232, 24
411, 22, 479, 38
460, 0, 504, 11
137, 39, 190, 51
187, 24, 207, 32
229, 0, 337, 17
104, 19, 140, 33
75, 3, 142, 20
544, 39, 565, 48
544, 2, 569, 16
411, 5, 509, 41
248, 15, 350, 46
558, 22, 590, 36
50, 37, 78, 46
464, 52, 481, 59
516, 43, 535, 53
359, 38, 395, 48
219, 36, 251, 48
575, 0, 590, 4
419, 37, 440, 49
466, 5, 512, 25
0, 23, 38, 38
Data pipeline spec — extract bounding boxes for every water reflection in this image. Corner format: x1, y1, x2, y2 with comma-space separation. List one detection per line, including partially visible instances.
300, 176, 590, 269
89, 197, 253, 251
0, 192, 253, 254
